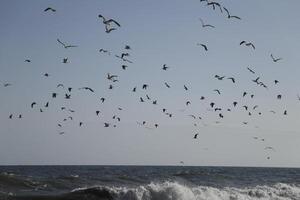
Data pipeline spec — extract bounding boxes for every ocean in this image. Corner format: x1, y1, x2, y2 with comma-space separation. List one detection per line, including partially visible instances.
0, 166, 299, 200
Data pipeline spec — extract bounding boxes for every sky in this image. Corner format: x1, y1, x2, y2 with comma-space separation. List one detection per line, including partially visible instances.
1, 0, 300, 167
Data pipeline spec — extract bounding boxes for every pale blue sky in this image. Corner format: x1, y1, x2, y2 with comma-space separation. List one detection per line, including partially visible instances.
1, 0, 300, 167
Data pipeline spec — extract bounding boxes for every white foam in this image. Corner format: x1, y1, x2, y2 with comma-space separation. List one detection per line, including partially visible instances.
71, 182, 300, 200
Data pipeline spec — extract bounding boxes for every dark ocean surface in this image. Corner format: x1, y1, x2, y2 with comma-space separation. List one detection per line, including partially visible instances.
0, 166, 299, 200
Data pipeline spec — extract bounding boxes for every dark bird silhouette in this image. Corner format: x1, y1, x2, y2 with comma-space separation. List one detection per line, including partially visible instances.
125, 45, 131, 50
25, 59, 31, 62
146, 95, 151, 100
243, 105, 248, 111
105, 26, 116, 33
79, 122, 83, 127
44, 73, 49, 77
284, 110, 287, 115
162, 64, 169, 70
253, 105, 258, 110
31, 102, 36, 108
271, 54, 282, 62
57, 84, 64, 88
45, 102, 49, 108
184, 85, 188, 91
68, 87, 72, 92
197, 43, 208, 51
3, 83, 12, 87
98, 14, 121, 27
142, 84, 148, 90
140, 97, 144, 102
200, 96, 205, 100
243, 92, 247, 97
18, 114, 22, 119
132, 87, 136, 92
44, 7, 56, 12
9, 114, 13, 119
215, 75, 225, 80
193, 133, 199, 139
165, 82, 171, 88
223, 7, 241, 20
57, 39, 78, 48
214, 89, 221, 95
96, 111, 100, 116
233, 101, 238, 107
107, 73, 118, 81
79, 87, 94, 92
274, 80, 279, 84
100, 97, 105, 103
186, 101, 191, 106
65, 94, 71, 99
63, 58, 68, 63
104, 123, 110, 127
227, 77, 235, 83
122, 65, 128, 70
154, 124, 159, 128
277, 94, 282, 100
240, 41, 255, 49
210, 102, 215, 108
52, 93, 57, 98
199, 18, 215, 28
247, 67, 255, 74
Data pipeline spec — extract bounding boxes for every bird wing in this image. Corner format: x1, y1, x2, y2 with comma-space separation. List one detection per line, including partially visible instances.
57, 39, 66, 48
106, 19, 121, 27
223, 7, 230, 17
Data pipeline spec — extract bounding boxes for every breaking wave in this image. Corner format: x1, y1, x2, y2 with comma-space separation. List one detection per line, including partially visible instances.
9, 181, 300, 200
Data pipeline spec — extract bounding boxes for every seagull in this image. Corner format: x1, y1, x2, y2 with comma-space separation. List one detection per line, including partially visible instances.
65, 94, 71, 99
52, 93, 57, 98
186, 101, 191, 106
193, 133, 199, 139
233, 101, 238, 107
223, 7, 241, 20
242, 92, 247, 97
79, 122, 83, 127
98, 14, 121, 27
68, 87, 72, 92
162, 64, 169, 70
164, 82, 171, 88
31, 102, 36, 108
107, 73, 118, 81
132, 87, 136, 92
274, 80, 279, 84
96, 111, 100, 116
121, 65, 128, 70
247, 67, 255, 74
79, 87, 94, 92
271, 54, 282, 62
57, 84, 64, 88
44, 7, 56, 12
284, 110, 287, 115
105, 26, 116, 33
104, 123, 110, 127
25, 59, 31, 62
227, 77, 235, 83
277, 94, 282, 100
265, 146, 275, 151
140, 97, 144, 102
9, 114, 13, 119
57, 39, 78, 49
100, 97, 105, 103
184, 85, 188, 91
213, 89, 221, 95
45, 102, 49, 108
63, 58, 68, 63
240, 41, 255, 49
142, 84, 148, 90
125, 45, 131, 50
197, 43, 208, 51
199, 18, 215, 28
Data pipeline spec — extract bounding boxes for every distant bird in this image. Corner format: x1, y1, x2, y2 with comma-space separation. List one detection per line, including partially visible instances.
227, 77, 235, 83
107, 73, 118, 81
284, 110, 287, 115
219, 113, 224, 118
65, 94, 71, 99
63, 58, 68, 63
243, 92, 247, 97
186, 101, 191, 106
100, 97, 105, 103
277, 94, 282, 100
132, 87, 136, 92
98, 14, 121, 27
52, 93, 57, 98
200, 96, 205, 100
265, 146, 275, 151
44, 73, 49, 77
240, 41, 255, 49
154, 124, 159, 128
243, 105, 248, 111
197, 43, 208, 51
146, 95, 151, 100
223, 7, 241, 20
274, 80, 279, 84
45, 102, 49, 108
18, 114, 22, 119
164, 82, 171, 88
122, 65, 128, 70
68, 87, 72, 92
3, 83, 12, 87
213, 89, 221, 95
184, 85, 188, 91
25, 59, 31, 62
108, 85, 113, 90
57, 39, 77, 49
247, 67, 255, 74
79, 87, 94, 92
57, 84, 64, 88
44, 7, 56, 12
125, 45, 131, 50
253, 105, 258, 110
199, 18, 215, 28
162, 64, 169, 70
233, 101, 238, 107
210, 102, 215, 108
140, 97, 144, 102
189, 115, 196, 119
142, 84, 148, 90
99, 49, 110, 55
215, 75, 225, 80
104, 123, 110, 127
193, 133, 199, 139
96, 111, 100, 116
31, 102, 36, 108
271, 54, 282, 62
9, 114, 13, 119
105, 26, 116, 33
79, 122, 83, 127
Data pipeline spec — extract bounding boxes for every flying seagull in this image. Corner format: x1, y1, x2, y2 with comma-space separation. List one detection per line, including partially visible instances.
199, 18, 215, 28
57, 39, 78, 49
44, 7, 56, 12
197, 43, 208, 51
271, 54, 282, 62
